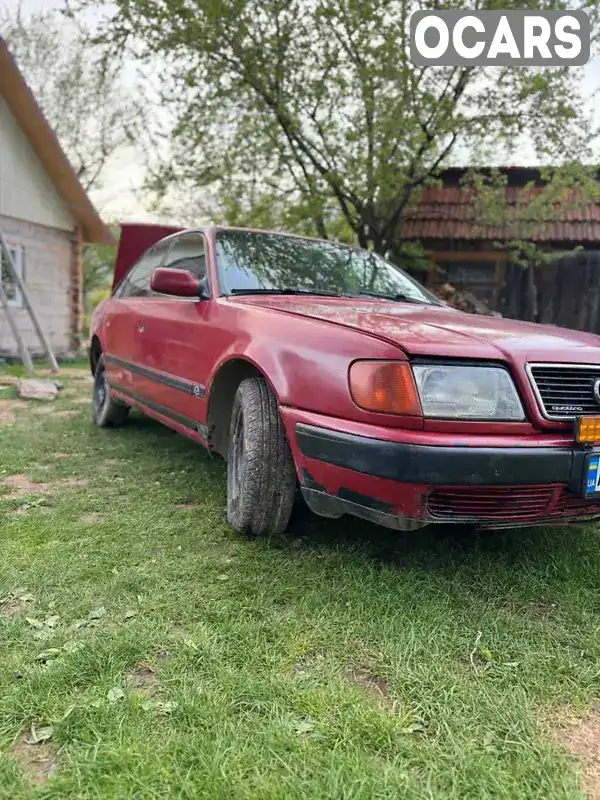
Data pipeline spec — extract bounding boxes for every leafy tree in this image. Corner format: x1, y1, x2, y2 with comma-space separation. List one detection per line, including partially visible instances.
1, 2, 145, 193
84, 231, 119, 298
82, 229, 119, 334
72, 0, 599, 264
2, 6, 144, 330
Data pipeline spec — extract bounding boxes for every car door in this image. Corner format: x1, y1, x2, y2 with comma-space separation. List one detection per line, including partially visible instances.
133, 232, 211, 430
103, 240, 172, 399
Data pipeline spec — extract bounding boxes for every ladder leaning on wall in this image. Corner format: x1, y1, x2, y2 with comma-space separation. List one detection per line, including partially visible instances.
0, 227, 59, 374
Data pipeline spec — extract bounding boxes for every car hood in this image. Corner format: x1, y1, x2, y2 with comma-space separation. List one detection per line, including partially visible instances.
232, 296, 600, 364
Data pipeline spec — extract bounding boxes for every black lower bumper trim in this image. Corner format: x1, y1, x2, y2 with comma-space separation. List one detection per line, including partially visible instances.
296, 423, 575, 486
300, 487, 428, 531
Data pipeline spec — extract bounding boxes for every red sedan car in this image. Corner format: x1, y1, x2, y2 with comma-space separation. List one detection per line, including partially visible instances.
90, 224, 600, 535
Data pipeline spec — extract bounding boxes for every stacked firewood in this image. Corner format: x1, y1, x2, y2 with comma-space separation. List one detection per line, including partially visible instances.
435, 283, 500, 317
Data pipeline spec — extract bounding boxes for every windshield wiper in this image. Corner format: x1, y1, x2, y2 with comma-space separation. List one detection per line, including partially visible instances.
229, 288, 342, 297
356, 290, 432, 305
228, 287, 435, 304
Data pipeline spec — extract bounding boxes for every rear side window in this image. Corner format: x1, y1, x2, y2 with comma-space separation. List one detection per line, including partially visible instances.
115, 242, 170, 298
162, 233, 206, 280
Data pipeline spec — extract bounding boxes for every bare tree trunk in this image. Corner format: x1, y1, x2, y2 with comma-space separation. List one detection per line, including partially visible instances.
576, 260, 591, 330
587, 267, 600, 333
526, 265, 539, 322
538, 262, 556, 324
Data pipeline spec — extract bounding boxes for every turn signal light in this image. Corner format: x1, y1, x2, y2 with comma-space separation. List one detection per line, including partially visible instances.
576, 416, 600, 443
349, 361, 422, 416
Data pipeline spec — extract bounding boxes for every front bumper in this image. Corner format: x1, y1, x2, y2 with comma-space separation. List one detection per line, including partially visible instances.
290, 421, 600, 530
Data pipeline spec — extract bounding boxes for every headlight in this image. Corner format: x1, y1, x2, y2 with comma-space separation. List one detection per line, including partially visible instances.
411, 364, 525, 420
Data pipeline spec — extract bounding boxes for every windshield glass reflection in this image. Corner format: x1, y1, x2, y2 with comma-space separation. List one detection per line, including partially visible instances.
215, 230, 438, 304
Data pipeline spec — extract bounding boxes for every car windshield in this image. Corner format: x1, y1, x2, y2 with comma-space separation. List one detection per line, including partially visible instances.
215, 230, 440, 304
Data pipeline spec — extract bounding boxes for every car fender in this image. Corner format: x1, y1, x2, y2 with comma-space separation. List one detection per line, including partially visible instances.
205, 310, 420, 431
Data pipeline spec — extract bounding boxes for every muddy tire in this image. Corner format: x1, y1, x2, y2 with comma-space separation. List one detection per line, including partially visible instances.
92, 355, 130, 428
226, 376, 297, 536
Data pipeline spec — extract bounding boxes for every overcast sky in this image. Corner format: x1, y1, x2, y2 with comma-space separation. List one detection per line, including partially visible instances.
8, 0, 149, 221
7, 0, 600, 225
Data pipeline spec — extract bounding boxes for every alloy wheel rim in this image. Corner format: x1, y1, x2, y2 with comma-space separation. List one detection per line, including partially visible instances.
93, 369, 107, 416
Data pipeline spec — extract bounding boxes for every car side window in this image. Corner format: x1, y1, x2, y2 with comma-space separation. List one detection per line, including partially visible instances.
117, 242, 171, 298
162, 233, 207, 280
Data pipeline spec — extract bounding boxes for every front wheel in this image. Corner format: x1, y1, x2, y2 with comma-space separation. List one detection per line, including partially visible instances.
92, 355, 130, 428
227, 377, 297, 536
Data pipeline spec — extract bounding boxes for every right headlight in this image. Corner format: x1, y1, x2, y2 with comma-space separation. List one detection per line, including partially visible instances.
411, 364, 525, 420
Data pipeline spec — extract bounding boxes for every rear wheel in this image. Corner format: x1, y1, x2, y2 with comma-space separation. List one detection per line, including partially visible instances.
92, 355, 130, 428
227, 377, 297, 536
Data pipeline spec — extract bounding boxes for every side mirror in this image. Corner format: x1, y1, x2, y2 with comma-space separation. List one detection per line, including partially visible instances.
151, 267, 203, 298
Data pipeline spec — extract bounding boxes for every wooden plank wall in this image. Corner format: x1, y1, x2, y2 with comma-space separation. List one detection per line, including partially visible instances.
421, 245, 600, 334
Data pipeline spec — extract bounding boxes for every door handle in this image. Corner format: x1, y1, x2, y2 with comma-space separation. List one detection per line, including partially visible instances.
136, 321, 145, 334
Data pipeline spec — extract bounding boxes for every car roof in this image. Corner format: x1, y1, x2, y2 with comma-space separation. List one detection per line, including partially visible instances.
170, 225, 367, 255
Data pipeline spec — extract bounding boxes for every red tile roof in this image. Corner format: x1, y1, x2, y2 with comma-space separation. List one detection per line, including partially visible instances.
403, 186, 600, 243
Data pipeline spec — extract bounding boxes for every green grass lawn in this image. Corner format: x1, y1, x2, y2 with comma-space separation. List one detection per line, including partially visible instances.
1, 364, 599, 798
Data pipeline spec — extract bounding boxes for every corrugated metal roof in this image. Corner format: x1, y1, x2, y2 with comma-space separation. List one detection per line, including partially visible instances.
403, 186, 600, 243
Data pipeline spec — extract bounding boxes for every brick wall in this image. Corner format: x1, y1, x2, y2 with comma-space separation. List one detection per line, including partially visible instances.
0, 214, 74, 357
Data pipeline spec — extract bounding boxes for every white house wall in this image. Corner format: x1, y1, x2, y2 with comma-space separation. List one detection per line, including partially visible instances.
0, 96, 75, 232
0, 215, 71, 355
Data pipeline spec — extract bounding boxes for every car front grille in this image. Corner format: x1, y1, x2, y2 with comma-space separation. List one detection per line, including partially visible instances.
427, 485, 600, 522
528, 364, 600, 419
428, 485, 557, 520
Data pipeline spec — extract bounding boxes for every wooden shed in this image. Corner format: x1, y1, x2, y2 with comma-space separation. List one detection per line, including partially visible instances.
0, 38, 113, 357
403, 167, 600, 331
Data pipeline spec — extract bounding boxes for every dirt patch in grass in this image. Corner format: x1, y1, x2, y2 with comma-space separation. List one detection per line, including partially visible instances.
71, 398, 91, 406
526, 601, 557, 621
80, 512, 104, 525
1, 473, 88, 501
38, 367, 89, 379
292, 651, 324, 675
169, 622, 188, 634
52, 452, 71, 459
174, 503, 203, 511
11, 738, 57, 786
1, 598, 25, 615
8, 505, 52, 517
62, 374, 93, 385
0, 399, 27, 424
31, 405, 56, 415
1, 474, 50, 500
556, 712, 600, 799
501, 600, 558, 626
58, 477, 89, 488
126, 664, 158, 695
347, 669, 394, 711
52, 410, 77, 419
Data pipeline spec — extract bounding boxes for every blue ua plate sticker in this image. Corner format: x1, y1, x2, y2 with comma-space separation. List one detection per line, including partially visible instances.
587, 455, 600, 494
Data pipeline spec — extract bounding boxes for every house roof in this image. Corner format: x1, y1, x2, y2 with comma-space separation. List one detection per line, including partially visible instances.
403, 168, 600, 244
0, 38, 114, 244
